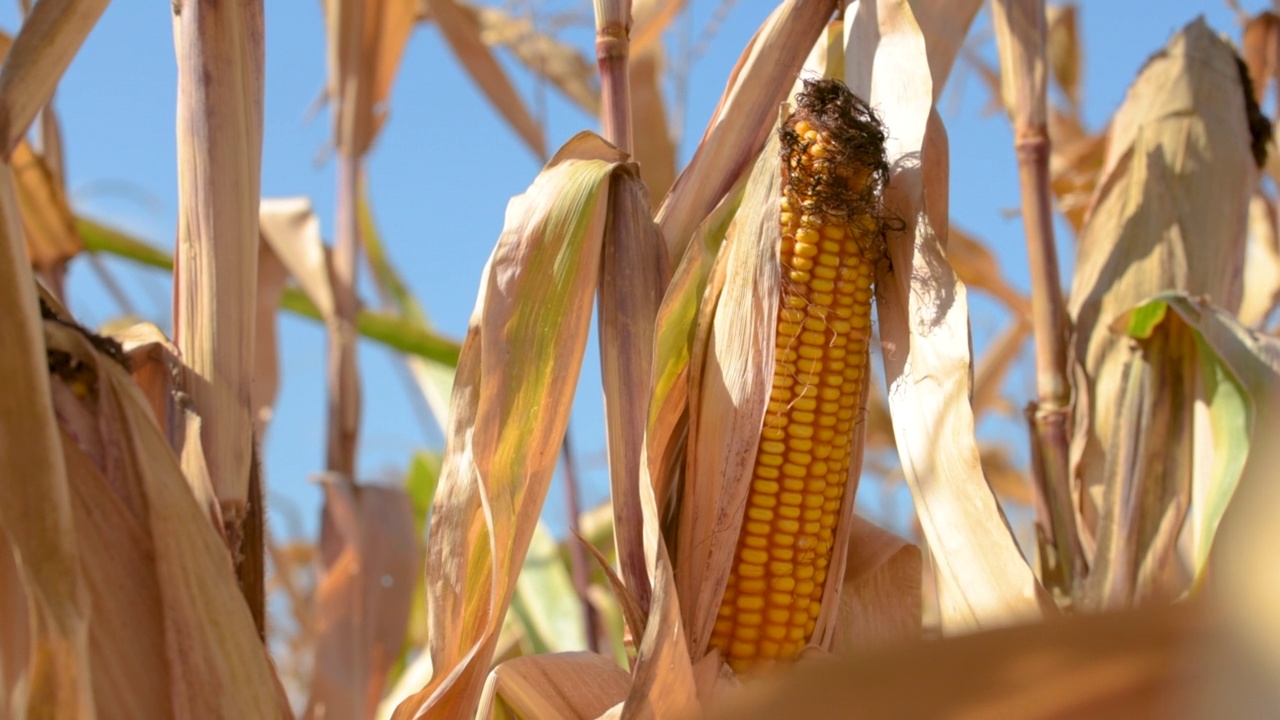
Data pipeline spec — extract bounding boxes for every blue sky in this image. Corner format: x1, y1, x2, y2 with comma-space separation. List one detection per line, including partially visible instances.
18, 0, 1245, 541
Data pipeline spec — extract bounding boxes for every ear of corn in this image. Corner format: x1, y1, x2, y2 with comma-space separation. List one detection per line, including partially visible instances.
708, 79, 888, 673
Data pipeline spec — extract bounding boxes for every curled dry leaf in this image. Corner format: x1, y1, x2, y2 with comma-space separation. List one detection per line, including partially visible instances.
846, 0, 1045, 632
703, 600, 1212, 720
1067, 19, 1261, 565
947, 225, 1031, 318
392, 133, 639, 719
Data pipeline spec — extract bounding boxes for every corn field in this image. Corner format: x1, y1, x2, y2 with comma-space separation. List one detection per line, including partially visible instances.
3, 0, 1280, 717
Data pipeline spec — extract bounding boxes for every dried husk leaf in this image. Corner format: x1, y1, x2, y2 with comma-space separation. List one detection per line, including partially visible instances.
305, 482, 420, 720
45, 314, 290, 717
828, 515, 922, 653
847, 0, 1045, 632
429, 0, 546, 159
172, 0, 265, 539
1238, 193, 1280, 328
0, 162, 91, 717
392, 133, 630, 719
13, 139, 80, 271
0, 0, 107, 155
476, 652, 630, 720
676, 131, 782, 659
1068, 20, 1258, 560
656, 0, 836, 265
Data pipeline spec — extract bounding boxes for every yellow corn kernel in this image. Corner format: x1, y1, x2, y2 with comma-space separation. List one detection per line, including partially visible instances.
710, 78, 885, 675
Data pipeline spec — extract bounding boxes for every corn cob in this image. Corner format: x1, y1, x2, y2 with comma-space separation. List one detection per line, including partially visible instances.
708, 79, 888, 673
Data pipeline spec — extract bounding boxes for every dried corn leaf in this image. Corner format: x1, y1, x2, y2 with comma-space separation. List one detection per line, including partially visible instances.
392, 133, 632, 718
0, 161, 91, 717
657, 0, 836, 265
1242, 11, 1280, 105
829, 515, 922, 653
14, 139, 79, 270
324, 0, 416, 156
468, 3, 598, 116
44, 312, 290, 717
1238, 193, 1280, 328
477, 652, 630, 719
630, 0, 684, 58
429, 0, 546, 159
260, 198, 336, 323
846, 0, 1045, 632
306, 482, 420, 720
1046, 4, 1081, 110
0, 0, 107, 155
600, 156, 668, 610
972, 319, 1031, 418
703, 601, 1210, 720
1068, 20, 1258, 553
112, 322, 185, 449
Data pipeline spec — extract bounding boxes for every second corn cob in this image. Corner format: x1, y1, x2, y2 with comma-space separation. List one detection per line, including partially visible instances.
708, 79, 888, 673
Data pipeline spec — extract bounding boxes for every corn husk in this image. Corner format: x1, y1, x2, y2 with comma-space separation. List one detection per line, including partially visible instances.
846, 0, 1046, 632
476, 652, 630, 719
1067, 20, 1260, 606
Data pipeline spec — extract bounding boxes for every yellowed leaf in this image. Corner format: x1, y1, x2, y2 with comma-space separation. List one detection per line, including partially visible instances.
13, 140, 79, 270
392, 133, 632, 718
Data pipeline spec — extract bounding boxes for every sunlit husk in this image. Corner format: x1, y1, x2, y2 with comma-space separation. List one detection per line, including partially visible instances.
845, 0, 1045, 633
1067, 20, 1261, 605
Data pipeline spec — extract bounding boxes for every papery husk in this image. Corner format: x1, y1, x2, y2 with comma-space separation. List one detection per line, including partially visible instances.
656, 0, 837, 265
44, 304, 290, 717
1067, 19, 1260, 588
675, 130, 784, 659
846, 0, 1046, 632
476, 652, 630, 720
0, 160, 92, 718
392, 133, 642, 719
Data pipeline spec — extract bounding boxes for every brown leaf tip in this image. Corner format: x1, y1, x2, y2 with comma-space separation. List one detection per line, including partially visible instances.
781, 78, 891, 260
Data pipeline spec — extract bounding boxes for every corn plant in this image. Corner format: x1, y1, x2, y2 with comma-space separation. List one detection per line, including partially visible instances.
2, 0, 1280, 718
